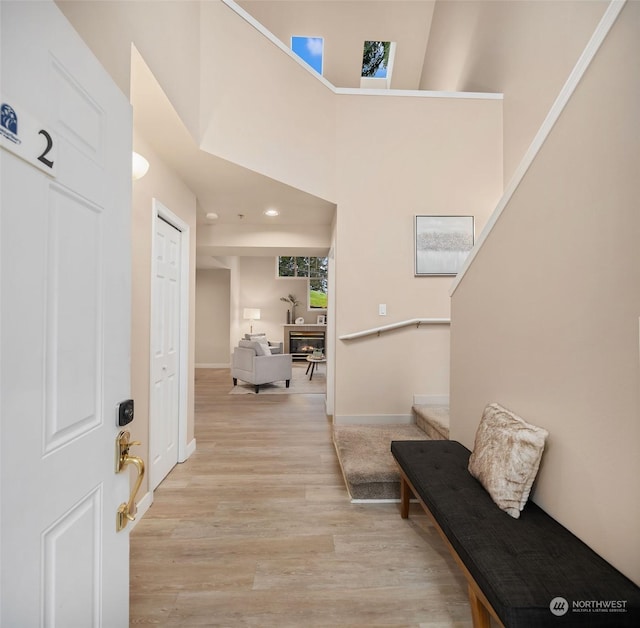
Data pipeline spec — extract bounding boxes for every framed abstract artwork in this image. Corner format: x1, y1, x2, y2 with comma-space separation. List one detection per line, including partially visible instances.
414, 215, 474, 276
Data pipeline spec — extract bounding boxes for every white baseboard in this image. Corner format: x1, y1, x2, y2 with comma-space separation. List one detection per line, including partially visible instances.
413, 394, 449, 406
131, 440, 195, 529
195, 363, 230, 369
129, 489, 153, 531
181, 438, 196, 461
333, 414, 413, 426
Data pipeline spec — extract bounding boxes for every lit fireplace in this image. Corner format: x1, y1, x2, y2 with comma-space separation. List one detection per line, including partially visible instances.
289, 331, 325, 359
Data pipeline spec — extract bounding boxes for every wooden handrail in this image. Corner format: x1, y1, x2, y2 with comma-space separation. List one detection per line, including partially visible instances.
338, 318, 450, 341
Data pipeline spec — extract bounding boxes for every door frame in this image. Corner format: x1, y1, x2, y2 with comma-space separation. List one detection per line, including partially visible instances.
149, 198, 191, 482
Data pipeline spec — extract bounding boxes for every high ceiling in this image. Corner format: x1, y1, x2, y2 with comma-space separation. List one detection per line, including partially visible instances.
237, 0, 435, 90
65, 1, 440, 264
131, 47, 336, 231
130, 0, 437, 231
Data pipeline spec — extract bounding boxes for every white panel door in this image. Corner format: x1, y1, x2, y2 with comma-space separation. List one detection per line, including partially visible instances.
0, 2, 132, 626
150, 215, 181, 489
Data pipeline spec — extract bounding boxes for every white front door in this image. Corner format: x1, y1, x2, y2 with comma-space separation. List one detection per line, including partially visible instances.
1, 2, 132, 626
150, 213, 181, 489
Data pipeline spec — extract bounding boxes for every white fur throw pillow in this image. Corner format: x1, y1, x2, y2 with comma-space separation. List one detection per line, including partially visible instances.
468, 403, 549, 519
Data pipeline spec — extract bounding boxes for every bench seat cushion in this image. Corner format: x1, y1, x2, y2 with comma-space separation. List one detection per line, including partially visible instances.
391, 440, 640, 627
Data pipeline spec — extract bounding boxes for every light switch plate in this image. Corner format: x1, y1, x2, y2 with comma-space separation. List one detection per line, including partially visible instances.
379, 304, 387, 316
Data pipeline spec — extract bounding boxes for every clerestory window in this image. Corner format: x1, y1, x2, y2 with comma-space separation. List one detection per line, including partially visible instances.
291, 36, 324, 75
360, 40, 396, 89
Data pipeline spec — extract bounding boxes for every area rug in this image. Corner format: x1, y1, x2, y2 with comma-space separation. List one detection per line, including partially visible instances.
229, 363, 325, 395
333, 424, 428, 501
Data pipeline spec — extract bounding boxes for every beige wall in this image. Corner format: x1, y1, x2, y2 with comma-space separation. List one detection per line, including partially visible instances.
130, 132, 198, 495
233, 256, 324, 345
197, 223, 332, 257
195, 269, 231, 366
450, 1, 640, 584
57, 0, 201, 137
199, 1, 336, 202
334, 94, 503, 420
420, 0, 607, 183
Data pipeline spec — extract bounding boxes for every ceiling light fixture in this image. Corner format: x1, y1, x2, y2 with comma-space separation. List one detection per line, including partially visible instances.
264, 209, 279, 217
131, 151, 149, 180
206, 212, 219, 220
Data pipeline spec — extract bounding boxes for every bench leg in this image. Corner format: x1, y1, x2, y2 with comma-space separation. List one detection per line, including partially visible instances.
468, 585, 491, 628
400, 476, 411, 519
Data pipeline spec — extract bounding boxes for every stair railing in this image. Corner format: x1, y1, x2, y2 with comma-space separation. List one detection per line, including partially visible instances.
338, 318, 450, 341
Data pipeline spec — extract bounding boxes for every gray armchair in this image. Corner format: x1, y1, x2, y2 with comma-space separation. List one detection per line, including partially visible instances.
231, 340, 292, 393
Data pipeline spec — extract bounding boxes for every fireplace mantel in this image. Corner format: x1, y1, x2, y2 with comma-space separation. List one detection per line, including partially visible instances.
283, 324, 326, 329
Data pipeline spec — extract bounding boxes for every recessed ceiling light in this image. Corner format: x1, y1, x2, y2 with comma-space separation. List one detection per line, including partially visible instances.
264, 209, 279, 217
206, 212, 218, 220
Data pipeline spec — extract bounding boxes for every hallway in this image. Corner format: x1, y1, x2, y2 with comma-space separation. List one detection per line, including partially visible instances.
130, 368, 470, 626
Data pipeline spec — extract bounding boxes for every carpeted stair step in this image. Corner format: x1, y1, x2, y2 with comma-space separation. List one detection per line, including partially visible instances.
332, 424, 428, 501
412, 404, 450, 440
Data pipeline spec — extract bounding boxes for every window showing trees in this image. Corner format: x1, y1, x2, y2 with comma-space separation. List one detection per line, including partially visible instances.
361, 41, 391, 78
360, 40, 396, 89
277, 256, 328, 310
278, 256, 309, 277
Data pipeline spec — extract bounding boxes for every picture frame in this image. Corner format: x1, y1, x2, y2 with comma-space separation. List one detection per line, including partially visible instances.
316, 315, 326, 325
414, 215, 474, 276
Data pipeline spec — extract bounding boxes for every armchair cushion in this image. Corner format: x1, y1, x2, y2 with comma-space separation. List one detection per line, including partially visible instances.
239, 339, 271, 356
243, 334, 283, 352
240, 336, 283, 354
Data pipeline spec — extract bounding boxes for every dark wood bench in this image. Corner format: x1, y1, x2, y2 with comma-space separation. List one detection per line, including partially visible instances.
391, 440, 640, 627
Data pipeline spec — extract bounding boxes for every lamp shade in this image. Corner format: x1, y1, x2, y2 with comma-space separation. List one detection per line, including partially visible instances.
243, 308, 261, 320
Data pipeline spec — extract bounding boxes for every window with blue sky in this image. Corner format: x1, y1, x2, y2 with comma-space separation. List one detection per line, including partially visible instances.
291, 36, 324, 74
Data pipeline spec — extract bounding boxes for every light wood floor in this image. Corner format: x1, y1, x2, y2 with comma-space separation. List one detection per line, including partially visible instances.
130, 366, 471, 627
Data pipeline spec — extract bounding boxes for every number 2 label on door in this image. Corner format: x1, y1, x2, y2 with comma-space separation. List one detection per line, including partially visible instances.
0, 98, 57, 177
